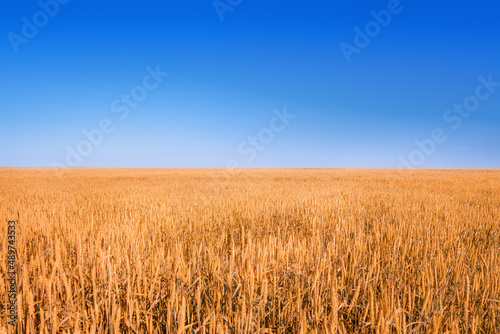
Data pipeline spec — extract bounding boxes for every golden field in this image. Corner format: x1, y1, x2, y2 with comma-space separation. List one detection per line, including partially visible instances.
1, 168, 500, 333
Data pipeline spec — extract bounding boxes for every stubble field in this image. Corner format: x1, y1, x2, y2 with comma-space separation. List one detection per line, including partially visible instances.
1, 168, 499, 333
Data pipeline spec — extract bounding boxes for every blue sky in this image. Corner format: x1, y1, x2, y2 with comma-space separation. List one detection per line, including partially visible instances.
1, 0, 499, 168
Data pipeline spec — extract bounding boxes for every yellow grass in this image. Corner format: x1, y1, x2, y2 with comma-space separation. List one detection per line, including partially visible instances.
1, 168, 500, 333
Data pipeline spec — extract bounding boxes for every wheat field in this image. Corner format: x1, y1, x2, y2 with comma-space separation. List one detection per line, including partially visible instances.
0, 168, 499, 333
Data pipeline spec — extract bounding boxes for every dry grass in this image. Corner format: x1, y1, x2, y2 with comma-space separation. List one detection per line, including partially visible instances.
1, 168, 500, 333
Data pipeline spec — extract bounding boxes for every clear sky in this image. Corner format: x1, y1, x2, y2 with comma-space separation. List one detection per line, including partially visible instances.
1, 0, 499, 168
